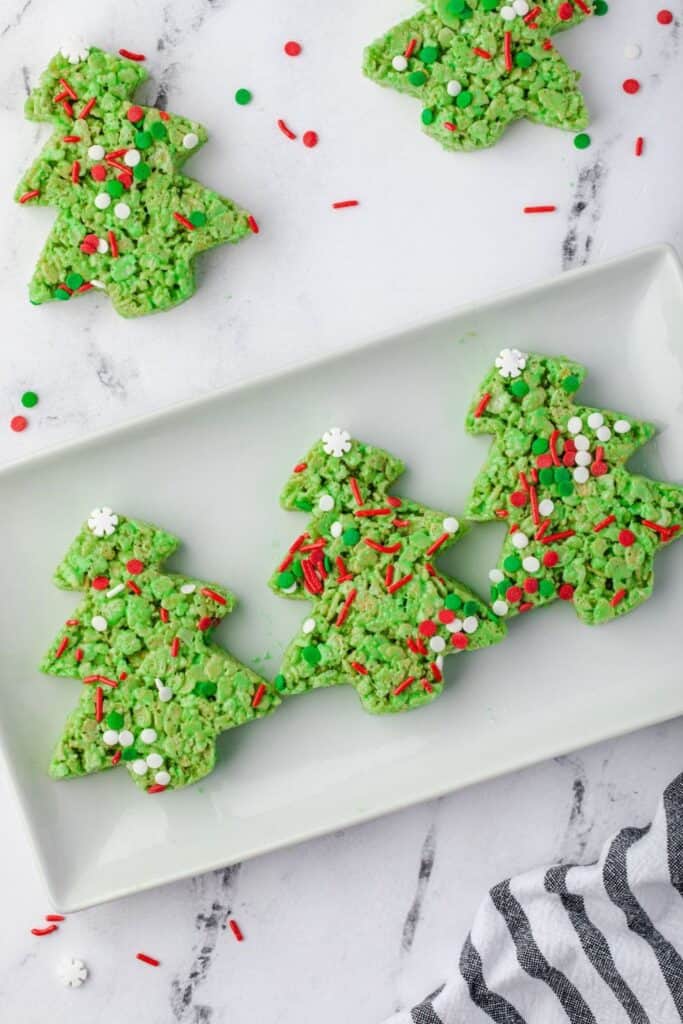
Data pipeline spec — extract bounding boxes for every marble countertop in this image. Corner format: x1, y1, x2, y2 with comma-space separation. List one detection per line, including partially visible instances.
0, 1, 681, 1021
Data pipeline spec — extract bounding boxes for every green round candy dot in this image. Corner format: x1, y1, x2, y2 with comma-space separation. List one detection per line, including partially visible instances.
515, 52, 534, 69
21, 391, 38, 408
133, 162, 151, 181
497, 580, 509, 597
122, 746, 138, 761
278, 571, 295, 589
235, 88, 252, 106
510, 380, 529, 397
295, 498, 313, 512
539, 579, 555, 597
150, 121, 168, 140
456, 90, 473, 109
54, 287, 71, 301
106, 711, 125, 729
574, 132, 591, 150
342, 527, 361, 545
106, 179, 124, 198
65, 272, 84, 290
490, 585, 499, 602
189, 211, 207, 227
539, 467, 555, 485
445, 593, 463, 610
504, 555, 521, 573
135, 130, 153, 150
555, 466, 571, 482
463, 600, 479, 616
419, 46, 439, 64
274, 674, 287, 692
302, 645, 321, 666
421, 108, 435, 125
532, 438, 549, 455
594, 0, 608, 13
292, 560, 303, 578
409, 70, 427, 87
557, 480, 574, 497
196, 681, 217, 698
481, 0, 498, 8
448, 0, 467, 12
562, 375, 581, 392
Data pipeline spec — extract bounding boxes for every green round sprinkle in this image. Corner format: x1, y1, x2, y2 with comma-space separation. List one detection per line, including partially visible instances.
445, 593, 463, 610
278, 571, 295, 589
302, 645, 321, 666
515, 52, 534, 69
510, 380, 529, 398
295, 498, 313, 512
562, 374, 581, 392
463, 600, 479, 616
456, 90, 473, 109
292, 560, 303, 578
539, 467, 555, 485
195, 681, 217, 698
342, 527, 361, 545
21, 391, 38, 408
106, 179, 124, 198
135, 130, 153, 150
133, 162, 151, 181
151, 120, 168, 139
554, 466, 571, 482
189, 211, 207, 227
557, 480, 574, 497
235, 88, 252, 106
122, 746, 138, 761
498, 580, 509, 597
65, 272, 84, 290
532, 437, 549, 455
419, 46, 440, 64
409, 70, 427, 87
574, 132, 591, 150
490, 585, 499, 602
481, 0, 498, 9
106, 711, 125, 729
421, 108, 435, 125
594, 0, 608, 13
504, 555, 521, 573
448, 0, 467, 11
54, 287, 70, 301
274, 674, 287, 692
539, 579, 555, 597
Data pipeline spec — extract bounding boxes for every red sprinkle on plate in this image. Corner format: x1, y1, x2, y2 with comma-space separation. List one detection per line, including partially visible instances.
332, 200, 359, 209
623, 78, 640, 94
657, 9, 673, 23
302, 130, 318, 148
119, 49, 146, 61
284, 40, 302, 56
10, 415, 28, 432
523, 205, 557, 213
136, 952, 160, 966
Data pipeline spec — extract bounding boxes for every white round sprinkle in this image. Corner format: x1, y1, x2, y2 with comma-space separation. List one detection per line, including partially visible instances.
488, 568, 504, 583
512, 531, 529, 549
114, 202, 130, 220
614, 420, 631, 434
146, 752, 164, 769
596, 425, 612, 442
319, 494, 334, 512
447, 79, 463, 96
94, 193, 111, 210
91, 279, 106, 289
302, 618, 316, 634
587, 412, 604, 429
182, 132, 199, 149
446, 618, 463, 633
140, 728, 157, 744
118, 730, 134, 748
102, 730, 119, 746
567, 416, 582, 434
330, 521, 343, 538
155, 770, 171, 786
132, 759, 148, 776
91, 615, 107, 632
522, 556, 540, 573
624, 43, 641, 59
96, 237, 109, 254
392, 54, 408, 71
283, 583, 297, 594
538, 499, 554, 516
575, 450, 592, 467
180, 583, 196, 594
492, 600, 509, 616
443, 516, 459, 534
512, 0, 529, 13
124, 148, 141, 166
430, 636, 446, 653
463, 616, 479, 634
574, 434, 590, 451
500, 5, 516, 18
574, 466, 590, 483
87, 144, 105, 161
158, 686, 173, 702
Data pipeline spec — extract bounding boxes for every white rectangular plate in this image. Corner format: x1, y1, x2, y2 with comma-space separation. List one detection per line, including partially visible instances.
3, 244, 683, 911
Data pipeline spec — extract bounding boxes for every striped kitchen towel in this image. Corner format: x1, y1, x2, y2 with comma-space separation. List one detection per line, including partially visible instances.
386, 772, 683, 1024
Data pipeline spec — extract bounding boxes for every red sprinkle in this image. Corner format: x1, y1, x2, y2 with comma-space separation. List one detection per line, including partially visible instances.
197, 616, 213, 632
335, 589, 358, 627
127, 105, 144, 122
506, 586, 523, 604
62, 135, 81, 143
170, 637, 180, 657
80, 233, 99, 254
543, 550, 559, 567
277, 118, 297, 140
91, 164, 106, 181
350, 661, 368, 675
387, 573, 413, 594
75, 648, 83, 662
78, 97, 96, 119
108, 230, 119, 258
59, 78, 78, 100
385, 563, 394, 588
293, 462, 307, 473
618, 528, 636, 547
201, 588, 227, 605
524, 577, 539, 594
45, 914, 65, 922
635, 136, 644, 157
594, 514, 615, 532
543, 38, 554, 49
95, 686, 104, 723
55, 636, 69, 659
443, 122, 457, 132
355, 508, 392, 518
529, 486, 540, 526
112, 749, 122, 765
549, 429, 561, 467
93, 575, 111, 589
174, 212, 195, 231
349, 477, 363, 506
303, 130, 319, 148
136, 953, 160, 966
159, 110, 170, 121
451, 633, 469, 650
407, 637, 427, 656
623, 79, 640, 94
540, 530, 575, 544
19, 189, 40, 203
284, 40, 302, 56
147, 784, 167, 794
126, 559, 144, 574
405, 38, 418, 59
425, 533, 450, 557
657, 9, 673, 23
127, 580, 142, 596
252, 683, 267, 708
472, 47, 492, 59
247, 215, 260, 234
393, 675, 416, 696
61, 99, 74, 118
474, 392, 491, 418
504, 31, 513, 71
31, 925, 58, 937
10, 415, 28, 432
364, 539, 402, 554
524, 5, 542, 21
278, 552, 294, 573
386, 496, 402, 508
574, 0, 591, 13
610, 588, 627, 607
557, 1, 574, 19
509, 492, 528, 508
558, 583, 575, 601
119, 49, 146, 61
332, 200, 359, 209
160, 607, 169, 623
524, 205, 557, 214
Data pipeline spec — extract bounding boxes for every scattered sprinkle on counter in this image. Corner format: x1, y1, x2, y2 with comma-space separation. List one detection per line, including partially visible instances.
10, 415, 28, 432
235, 88, 252, 106
284, 40, 302, 56
21, 390, 39, 408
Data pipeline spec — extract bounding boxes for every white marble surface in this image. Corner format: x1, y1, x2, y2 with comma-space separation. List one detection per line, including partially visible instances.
0, 0, 681, 1020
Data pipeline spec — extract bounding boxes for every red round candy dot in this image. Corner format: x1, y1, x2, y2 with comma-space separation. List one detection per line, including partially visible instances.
506, 585, 524, 603
563, 452, 576, 467
438, 609, 456, 624
126, 558, 145, 574
127, 105, 144, 122
524, 578, 539, 594
558, 583, 575, 601
118, 171, 133, 189
80, 233, 99, 254
543, 550, 559, 568
284, 40, 302, 56
591, 462, 608, 476
536, 453, 553, 469
92, 576, 110, 590
657, 9, 673, 24
623, 79, 640, 94
302, 130, 318, 148
451, 632, 469, 649
558, 2, 574, 19
510, 491, 528, 508
618, 529, 636, 547
10, 415, 27, 432
91, 165, 106, 181
418, 620, 437, 637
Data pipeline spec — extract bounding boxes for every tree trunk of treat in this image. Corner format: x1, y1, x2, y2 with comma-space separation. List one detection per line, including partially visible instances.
41, 510, 277, 793
270, 430, 506, 710
465, 350, 683, 626
362, 0, 592, 153
16, 45, 251, 318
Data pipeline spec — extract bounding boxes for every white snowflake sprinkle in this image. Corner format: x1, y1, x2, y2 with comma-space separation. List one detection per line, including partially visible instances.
495, 348, 527, 379
57, 957, 89, 988
87, 507, 118, 537
322, 427, 352, 458
59, 38, 90, 64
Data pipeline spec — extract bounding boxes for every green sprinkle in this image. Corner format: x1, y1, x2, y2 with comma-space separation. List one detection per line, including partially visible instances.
574, 132, 591, 149
135, 130, 153, 150
195, 681, 217, 698
594, 0, 608, 13
510, 380, 529, 398
419, 46, 440, 64
539, 467, 555, 485
274, 674, 287, 692
497, 580, 509, 597
106, 179, 124, 198
122, 746, 139, 761
106, 711, 125, 729
342, 527, 361, 546
445, 593, 463, 610
562, 374, 581, 392
409, 70, 427, 87
151, 120, 168, 139
278, 571, 295, 589
421, 108, 435, 125
65, 272, 83, 290
294, 498, 313, 512
539, 579, 556, 597
557, 480, 574, 497
504, 555, 521, 573
21, 391, 38, 408
532, 438, 549, 455
456, 90, 473, 109
54, 287, 70, 301
490, 585, 499, 602
292, 560, 304, 579
189, 211, 207, 227
515, 52, 534, 69
481, 0, 498, 9
448, 0, 467, 11
302, 645, 321, 666
463, 600, 479, 616
133, 162, 151, 181
554, 466, 571, 482
235, 88, 252, 106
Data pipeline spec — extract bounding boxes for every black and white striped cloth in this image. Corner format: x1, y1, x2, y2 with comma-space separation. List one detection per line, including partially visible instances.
386, 773, 683, 1024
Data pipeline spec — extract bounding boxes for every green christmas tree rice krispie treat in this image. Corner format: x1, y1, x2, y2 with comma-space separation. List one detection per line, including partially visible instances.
42, 508, 277, 793
363, 0, 592, 152
466, 350, 683, 624
16, 41, 251, 317
270, 429, 506, 712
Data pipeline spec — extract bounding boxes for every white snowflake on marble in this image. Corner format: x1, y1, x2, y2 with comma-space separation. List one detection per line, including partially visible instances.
495, 348, 527, 380
321, 427, 351, 458
57, 957, 89, 988
87, 507, 118, 537
59, 38, 91, 64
